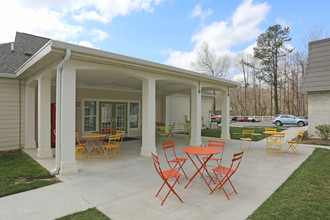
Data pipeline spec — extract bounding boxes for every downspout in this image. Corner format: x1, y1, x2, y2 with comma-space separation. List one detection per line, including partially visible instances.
50, 49, 71, 175
19, 79, 21, 149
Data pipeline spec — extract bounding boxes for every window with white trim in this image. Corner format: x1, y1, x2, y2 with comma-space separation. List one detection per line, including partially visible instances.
84, 101, 96, 131
129, 102, 139, 129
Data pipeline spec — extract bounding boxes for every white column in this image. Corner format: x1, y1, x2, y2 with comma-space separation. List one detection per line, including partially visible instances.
24, 83, 36, 149
60, 63, 78, 175
221, 88, 230, 139
165, 96, 170, 126
190, 85, 202, 146
36, 75, 53, 158
140, 78, 157, 157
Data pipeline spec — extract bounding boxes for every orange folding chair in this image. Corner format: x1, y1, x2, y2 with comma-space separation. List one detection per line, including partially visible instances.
75, 132, 87, 161
210, 151, 244, 200
101, 134, 121, 161
162, 141, 189, 181
285, 131, 304, 155
151, 152, 183, 206
203, 140, 226, 166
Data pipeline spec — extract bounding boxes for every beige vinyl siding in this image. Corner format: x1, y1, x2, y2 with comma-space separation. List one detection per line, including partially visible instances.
201, 97, 212, 127
301, 38, 330, 92
0, 79, 25, 151
168, 94, 212, 131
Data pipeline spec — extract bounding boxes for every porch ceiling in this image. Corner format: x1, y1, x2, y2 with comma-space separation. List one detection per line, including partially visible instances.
76, 69, 193, 93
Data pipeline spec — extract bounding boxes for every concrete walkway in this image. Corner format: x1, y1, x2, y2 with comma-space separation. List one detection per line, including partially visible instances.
0, 127, 319, 220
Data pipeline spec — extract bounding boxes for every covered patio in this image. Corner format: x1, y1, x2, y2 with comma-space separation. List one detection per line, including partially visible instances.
18, 127, 314, 219
18, 39, 239, 175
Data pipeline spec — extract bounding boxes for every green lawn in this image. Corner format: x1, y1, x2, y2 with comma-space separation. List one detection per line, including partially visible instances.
248, 148, 330, 219
56, 208, 110, 220
201, 126, 286, 141
0, 151, 60, 198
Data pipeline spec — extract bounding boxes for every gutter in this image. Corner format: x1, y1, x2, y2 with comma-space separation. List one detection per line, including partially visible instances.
50, 49, 71, 175
0, 73, 16, 78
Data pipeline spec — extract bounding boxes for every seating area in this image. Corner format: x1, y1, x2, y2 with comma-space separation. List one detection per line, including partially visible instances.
25, 127, 313, 219
75, 129, 125, 163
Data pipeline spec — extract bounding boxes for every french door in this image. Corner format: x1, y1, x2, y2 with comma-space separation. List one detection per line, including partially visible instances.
99, 102, 127, 132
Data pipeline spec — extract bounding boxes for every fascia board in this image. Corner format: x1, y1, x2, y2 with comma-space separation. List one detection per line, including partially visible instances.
0, 73, 16, 78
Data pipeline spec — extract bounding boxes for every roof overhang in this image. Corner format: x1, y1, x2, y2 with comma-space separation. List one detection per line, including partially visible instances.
15, 39, 239, 90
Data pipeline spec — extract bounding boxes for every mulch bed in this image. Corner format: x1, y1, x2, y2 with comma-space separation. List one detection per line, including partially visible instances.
0, 149, 21, 156
301, 139, 330, 145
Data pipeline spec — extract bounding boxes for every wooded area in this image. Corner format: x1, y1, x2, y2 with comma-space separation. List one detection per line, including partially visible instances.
196, 25, 328, 117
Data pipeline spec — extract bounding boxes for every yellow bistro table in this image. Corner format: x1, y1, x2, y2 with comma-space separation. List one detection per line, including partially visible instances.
82, 133, 106, 158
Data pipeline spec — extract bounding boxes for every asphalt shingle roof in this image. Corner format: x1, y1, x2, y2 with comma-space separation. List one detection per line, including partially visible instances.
0, 32, 50, 74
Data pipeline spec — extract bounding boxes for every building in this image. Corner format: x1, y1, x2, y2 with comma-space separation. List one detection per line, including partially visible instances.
300, 38, 330, 137
0, 32, 239, 174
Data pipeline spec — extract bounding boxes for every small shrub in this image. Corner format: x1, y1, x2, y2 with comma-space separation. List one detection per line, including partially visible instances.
315, 124, 330, 140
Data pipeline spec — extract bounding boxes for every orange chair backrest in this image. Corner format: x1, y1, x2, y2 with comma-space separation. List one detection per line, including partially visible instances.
208, 139, 225, 158
105, 128, 115, 134
229, 151, 244, 174
162, 141, 178, 164
151, 152, 164, 179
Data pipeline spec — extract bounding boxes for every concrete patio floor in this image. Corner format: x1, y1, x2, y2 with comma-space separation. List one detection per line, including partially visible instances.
1, 127, 316, 220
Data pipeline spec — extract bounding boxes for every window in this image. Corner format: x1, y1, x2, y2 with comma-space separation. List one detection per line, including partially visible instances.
130, 102, 139, 129
84, 101, 96, 131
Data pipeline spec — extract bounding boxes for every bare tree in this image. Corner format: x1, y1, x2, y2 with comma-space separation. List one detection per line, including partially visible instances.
191, 42, 231, 113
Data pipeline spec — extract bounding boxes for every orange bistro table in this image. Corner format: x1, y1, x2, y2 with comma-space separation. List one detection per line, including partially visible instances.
183, 146, 221, 191
82, 133, 106, 157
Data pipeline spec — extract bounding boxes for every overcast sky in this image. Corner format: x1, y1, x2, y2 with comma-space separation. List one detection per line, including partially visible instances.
1, 0, 329, 80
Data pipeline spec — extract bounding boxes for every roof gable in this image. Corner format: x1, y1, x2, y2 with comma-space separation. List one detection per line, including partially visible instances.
0, 32, 50, 74
300, 38, 330, 92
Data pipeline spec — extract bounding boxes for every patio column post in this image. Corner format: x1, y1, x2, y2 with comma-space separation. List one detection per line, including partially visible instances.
190, 85, 202, 146
36, 74, 53, 158
60, 63, 78, 175
221, 88, 230, 139
140, 78, 157, 157
24, 82, 36, 149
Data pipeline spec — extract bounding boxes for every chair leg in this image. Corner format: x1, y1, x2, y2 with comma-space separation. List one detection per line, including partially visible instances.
248, 141, 252, 151
160, 178, 183, 206
102, 147, 111, 161
174, 161, 189, 180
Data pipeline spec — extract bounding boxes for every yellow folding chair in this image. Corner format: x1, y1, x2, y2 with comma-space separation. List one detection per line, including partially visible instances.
240, 130, 254, 150
116, 130, 125, 154
158, 126, 171, 143
75, 132, 87, 162
285, 131, 304, 155
101, 134, 121, 161
264, 128, 277, 150
268, 132, 285, 156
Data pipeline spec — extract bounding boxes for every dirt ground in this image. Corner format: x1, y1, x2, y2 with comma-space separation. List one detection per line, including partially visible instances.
301, 139, 330, 145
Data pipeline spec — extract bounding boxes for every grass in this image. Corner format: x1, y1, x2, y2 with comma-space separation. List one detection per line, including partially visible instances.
248, 148, 330, 219
201, 126, 286, 141
56, 208, 110, 220
0, 151, 60, 198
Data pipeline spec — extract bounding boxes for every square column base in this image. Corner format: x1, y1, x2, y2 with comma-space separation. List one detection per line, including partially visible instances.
24, 140, 36, 149
36, 148, 53, 159
59, 161, 78, 175
140, 146, 157, 157
189, 138, 202, 147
